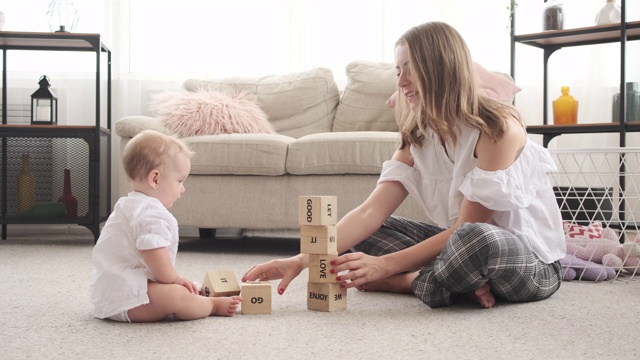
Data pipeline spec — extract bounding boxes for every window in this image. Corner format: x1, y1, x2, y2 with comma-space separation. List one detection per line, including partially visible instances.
125, 0, 514, 83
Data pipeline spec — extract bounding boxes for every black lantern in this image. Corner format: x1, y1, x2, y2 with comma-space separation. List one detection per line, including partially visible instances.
31, 75, 58, 125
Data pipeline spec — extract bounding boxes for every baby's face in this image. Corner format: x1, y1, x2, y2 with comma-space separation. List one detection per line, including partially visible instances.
155, 153, 191, 208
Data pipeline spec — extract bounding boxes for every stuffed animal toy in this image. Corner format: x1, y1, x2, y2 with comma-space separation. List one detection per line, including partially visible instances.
561, 221, 640, 281
560, 253, 615, 281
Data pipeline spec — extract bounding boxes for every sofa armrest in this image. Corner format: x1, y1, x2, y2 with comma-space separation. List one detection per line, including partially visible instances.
115, 116, 174, 139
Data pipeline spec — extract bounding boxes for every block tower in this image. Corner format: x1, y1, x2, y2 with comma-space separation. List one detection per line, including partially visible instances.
298, 195, 347, 312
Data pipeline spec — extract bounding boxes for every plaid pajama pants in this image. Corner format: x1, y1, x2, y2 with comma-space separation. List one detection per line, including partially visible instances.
352, 216, 562, 308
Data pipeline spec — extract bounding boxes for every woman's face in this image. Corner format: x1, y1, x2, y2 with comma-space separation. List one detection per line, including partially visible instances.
395, 43, 419, 111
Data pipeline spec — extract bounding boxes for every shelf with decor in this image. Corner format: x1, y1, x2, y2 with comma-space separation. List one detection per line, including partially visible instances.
510, 1, 639, 147
510, 2, 640, 276
0, 31, 111, 241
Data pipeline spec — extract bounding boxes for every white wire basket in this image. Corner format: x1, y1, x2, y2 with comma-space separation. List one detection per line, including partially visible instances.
549, 148, 640, 282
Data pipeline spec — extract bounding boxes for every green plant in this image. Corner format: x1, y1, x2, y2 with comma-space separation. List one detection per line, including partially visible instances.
507, 0, 518, 31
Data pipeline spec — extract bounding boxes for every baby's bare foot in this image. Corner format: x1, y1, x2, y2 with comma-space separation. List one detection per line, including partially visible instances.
212, 296, 242, 317
466, 283, 495, 308
355, 272, 417, 294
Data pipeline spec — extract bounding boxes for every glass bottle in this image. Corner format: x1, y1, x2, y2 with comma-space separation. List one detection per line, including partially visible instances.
543, 0, 564, 31
613, 82, 640, 123
58, 168, 78, 218
17, 153, 36, 213
595, 0, 621, 26
553, 86, 578, 125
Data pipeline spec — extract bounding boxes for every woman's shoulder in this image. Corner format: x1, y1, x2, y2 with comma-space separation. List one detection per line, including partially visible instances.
475, 116, 526, 171
392, 146, 414, 166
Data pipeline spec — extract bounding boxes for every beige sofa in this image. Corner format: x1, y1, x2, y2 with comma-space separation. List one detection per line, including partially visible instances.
115, 61, 426, 237
115, 61, 518, 238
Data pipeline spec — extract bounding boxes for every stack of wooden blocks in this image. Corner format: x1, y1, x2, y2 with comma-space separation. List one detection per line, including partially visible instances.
299, 195, 347, 312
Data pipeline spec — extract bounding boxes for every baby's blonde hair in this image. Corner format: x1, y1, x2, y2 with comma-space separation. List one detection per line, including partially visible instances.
122, 130, 194, 182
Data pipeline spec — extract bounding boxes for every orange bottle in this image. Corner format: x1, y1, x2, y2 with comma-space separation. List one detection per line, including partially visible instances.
553, 86, 578, 125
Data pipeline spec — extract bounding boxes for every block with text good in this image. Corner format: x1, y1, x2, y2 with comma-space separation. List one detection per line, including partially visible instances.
201, 270, 241, 297
308, 253, 339, 283
300, 225, 337, 254
241, 281, 272, 315
307, 282, 347, 312
298, 196, 337, 226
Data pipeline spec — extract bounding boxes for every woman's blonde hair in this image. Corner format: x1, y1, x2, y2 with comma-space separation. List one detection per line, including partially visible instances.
122, 130, 194, 181
396, 22, 521, 149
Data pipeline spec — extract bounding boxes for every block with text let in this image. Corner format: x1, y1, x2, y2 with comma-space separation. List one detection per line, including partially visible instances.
307, 282, 347, 312
241, 281, 272, 315
308, 253, 339, 283
300, 225, 337, 254
201, 270, 241, 297
298, 196, 337, 226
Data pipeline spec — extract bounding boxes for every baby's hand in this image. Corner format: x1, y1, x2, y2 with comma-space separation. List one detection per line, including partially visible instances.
172, 275, 199, 294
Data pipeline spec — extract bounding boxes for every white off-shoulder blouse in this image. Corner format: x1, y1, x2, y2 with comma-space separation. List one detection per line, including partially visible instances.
378, 124, 565, 263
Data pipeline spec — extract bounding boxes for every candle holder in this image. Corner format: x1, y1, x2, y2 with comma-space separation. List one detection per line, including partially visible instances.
31, 75, 58, 125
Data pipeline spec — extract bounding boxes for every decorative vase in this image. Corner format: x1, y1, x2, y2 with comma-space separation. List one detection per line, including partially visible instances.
46, 0, 79, 33
595, 0, 621, 25
553, 86, 578, 125
58, 168, 78, 218
17, 153, 36, 213
543, 0, 564, 31
613, 82, 640, 123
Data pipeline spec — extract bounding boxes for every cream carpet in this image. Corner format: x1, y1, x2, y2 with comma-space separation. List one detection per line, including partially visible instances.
1, 235, 639, 360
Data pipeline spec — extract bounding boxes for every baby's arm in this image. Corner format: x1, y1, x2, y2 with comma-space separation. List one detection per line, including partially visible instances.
141, 247, 198, 294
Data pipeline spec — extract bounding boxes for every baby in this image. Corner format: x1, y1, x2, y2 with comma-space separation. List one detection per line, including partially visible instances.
91, 129, 241, 322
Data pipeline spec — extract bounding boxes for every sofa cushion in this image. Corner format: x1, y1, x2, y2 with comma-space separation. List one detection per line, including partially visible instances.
286, 132, 400, 175
333, 61, 522, 134
115, 116, 293, 176
182, 68, 340, 139
332, 61, 397, 133
183, 133, 295, 176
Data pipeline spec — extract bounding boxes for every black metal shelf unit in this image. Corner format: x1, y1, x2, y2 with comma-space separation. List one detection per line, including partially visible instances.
0, 31, 111, 241
510, 0, 639, 147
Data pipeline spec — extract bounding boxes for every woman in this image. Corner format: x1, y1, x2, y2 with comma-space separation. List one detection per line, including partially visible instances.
243, 21, 565, 308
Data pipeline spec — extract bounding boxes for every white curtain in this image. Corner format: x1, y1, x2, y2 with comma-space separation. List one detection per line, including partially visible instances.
2, 0, 638, 148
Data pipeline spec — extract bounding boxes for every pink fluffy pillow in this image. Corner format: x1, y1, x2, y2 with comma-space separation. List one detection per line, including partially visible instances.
149, 90, 275, 137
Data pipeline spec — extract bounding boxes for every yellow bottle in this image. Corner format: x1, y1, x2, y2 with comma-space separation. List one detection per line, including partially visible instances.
553, 86, 579, 125
17, 153, 36, 213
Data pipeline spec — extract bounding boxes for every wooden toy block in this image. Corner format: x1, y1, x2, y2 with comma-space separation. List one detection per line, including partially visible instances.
307, 282, 347, 312
241, 281, 272, 315
201, 270, 241, 297
298, 195, 337, 226
300, 225, 337, 254
308, 253, 339, 283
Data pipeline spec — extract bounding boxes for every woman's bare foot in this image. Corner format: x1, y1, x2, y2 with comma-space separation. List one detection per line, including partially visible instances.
463, 283, 495, 308
211, 296, 242, 317
355, 272, 417, 294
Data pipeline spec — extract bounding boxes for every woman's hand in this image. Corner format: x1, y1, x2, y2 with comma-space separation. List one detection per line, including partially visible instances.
171, 275, 199, 294
242, 255, 307, 295
331, 252, 390, 289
